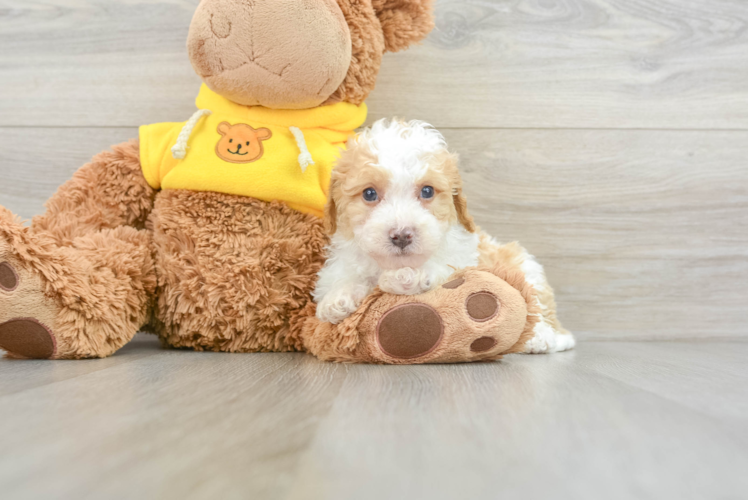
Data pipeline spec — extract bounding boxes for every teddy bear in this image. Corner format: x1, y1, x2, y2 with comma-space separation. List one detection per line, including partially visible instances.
0, 0, 549, 363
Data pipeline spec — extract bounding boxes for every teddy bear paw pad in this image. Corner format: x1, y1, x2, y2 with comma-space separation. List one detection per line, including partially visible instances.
0, 318, 56, 359
377, 303, 443, 359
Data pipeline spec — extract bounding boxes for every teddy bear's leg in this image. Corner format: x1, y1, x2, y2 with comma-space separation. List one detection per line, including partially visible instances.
302, 266, 540, 364
0, 140, 158, 359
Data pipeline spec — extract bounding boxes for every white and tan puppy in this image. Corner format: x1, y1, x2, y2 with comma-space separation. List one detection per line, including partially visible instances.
313, 119, 575, 354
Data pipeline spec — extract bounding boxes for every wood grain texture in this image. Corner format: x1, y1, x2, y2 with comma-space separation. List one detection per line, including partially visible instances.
1, 0, 747, 128
2, 127, 746, 340
1, 337, 747, 499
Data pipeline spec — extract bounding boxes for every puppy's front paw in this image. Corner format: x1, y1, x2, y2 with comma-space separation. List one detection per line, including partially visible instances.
379, 268, 426, 295
316, 292, 362, 325
418, 271, 439, 292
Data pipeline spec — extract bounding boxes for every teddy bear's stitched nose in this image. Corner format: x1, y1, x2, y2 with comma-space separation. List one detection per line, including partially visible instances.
236, 143, 242, 150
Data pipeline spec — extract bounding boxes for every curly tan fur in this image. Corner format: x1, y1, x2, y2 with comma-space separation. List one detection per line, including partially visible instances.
149, 190, 327, 353
372, 0, 435, 53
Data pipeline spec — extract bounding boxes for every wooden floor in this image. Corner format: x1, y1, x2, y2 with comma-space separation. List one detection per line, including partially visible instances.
1, 0, 747, 498
0, 336, 746, 499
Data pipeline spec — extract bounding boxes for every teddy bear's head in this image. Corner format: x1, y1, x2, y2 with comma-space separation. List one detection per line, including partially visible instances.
187, 0, 434, 110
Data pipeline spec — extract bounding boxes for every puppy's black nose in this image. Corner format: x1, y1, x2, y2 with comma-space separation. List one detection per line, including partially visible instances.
390, 229, 414, 250
237, 143, 242, 150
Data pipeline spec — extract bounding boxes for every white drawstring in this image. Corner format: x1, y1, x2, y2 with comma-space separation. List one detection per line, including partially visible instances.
290, 126, 315, 172
171, 109, 213, 159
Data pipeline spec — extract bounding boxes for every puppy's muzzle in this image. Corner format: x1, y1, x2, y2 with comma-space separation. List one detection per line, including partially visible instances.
389, 228, 414, 250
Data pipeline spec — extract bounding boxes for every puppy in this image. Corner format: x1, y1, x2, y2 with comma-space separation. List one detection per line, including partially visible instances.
313, 119, 575, 354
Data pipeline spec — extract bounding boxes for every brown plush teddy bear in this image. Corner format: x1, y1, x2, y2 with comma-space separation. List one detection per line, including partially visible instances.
0, 0, 541, 363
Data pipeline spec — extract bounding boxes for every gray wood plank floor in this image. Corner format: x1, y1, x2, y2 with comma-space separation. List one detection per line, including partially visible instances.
1, 336, 747, 500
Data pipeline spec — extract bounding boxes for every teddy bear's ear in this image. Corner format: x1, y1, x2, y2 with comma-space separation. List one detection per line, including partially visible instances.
371, 0, 435, 53
217, 122, 232, 136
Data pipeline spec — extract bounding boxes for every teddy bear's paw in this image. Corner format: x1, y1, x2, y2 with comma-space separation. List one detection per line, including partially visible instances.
0, 229, 59, 360
353, 269, 531, 364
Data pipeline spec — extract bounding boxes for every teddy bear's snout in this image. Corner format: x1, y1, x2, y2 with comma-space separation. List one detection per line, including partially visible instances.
187, 0, 353, 109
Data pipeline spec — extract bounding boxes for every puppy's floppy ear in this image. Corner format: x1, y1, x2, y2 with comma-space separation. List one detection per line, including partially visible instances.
442, 150, 477, 233
371, 0, 435, 53
324, 173, 340, 235
453, 186, 477, 233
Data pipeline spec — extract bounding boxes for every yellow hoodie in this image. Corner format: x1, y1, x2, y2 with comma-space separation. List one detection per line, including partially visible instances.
139, 85, 367, 217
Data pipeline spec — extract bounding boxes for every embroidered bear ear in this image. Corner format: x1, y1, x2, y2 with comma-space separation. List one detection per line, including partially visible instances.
371, 0, 435, 53
217, 122, 232, 136
256, 128, 272, 141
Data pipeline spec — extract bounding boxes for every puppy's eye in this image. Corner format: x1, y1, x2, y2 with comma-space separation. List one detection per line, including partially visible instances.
229, 139, 233, 143
421, 186, 435, 199
363, 188, 378, 202
246, 141, 250, 146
